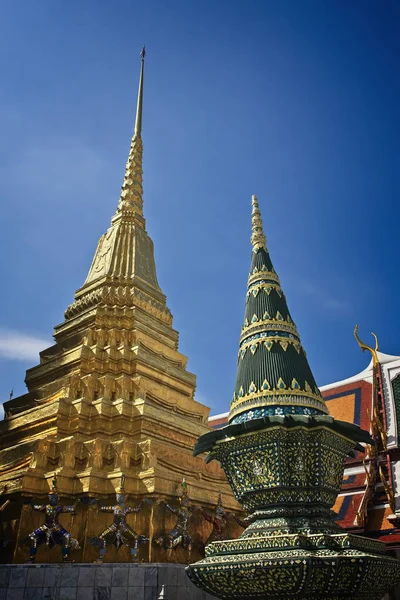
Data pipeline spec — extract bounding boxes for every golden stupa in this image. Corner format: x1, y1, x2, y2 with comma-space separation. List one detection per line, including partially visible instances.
0, 49, 240, 564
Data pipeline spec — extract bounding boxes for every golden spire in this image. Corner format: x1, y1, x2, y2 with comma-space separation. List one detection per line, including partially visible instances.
250, 195, 267, 252
70, 46, 162, 297
354, 325, 380, 366
134, 47, 145, 137
116, 47, 146, 218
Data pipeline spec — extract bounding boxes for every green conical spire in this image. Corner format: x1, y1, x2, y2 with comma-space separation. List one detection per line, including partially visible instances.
229, 195, 328, 424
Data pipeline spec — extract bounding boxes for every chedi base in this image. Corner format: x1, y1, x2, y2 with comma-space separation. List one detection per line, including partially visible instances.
186, 415, 400, 599
187, 530, 399, 599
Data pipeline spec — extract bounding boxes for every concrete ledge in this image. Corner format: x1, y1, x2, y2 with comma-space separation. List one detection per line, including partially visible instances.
0, 564, 216, 600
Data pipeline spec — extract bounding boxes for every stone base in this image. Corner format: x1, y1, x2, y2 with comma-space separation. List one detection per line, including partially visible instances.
0, 563, 216, 600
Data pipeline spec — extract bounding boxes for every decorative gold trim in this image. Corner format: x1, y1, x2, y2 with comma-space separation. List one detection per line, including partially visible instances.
231, 386, 324, 410
372, 406, 387, 451
65, 284, 172, 325
248, 269, 280, 286
262, 379, 271, 391
229, 389, 328, 419
379, 465, 395, 513
248, 382, 257, 394
0, 456, 31, 476
35, 390, 66, 405
246, 282, 283, 299
238, 336, 302, 358
240, 318, 300, 341
277, 377, 286, 389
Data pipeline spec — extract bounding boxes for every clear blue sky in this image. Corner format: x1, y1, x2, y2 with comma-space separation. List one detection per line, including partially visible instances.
0, 0, 399, 415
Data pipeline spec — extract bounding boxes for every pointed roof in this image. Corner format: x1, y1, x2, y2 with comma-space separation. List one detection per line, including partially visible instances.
60, 48, 170, 329
115, 46, 145, 220
320, 351, 400, 391
229, 195, 328, 424
134, 47, 145, 137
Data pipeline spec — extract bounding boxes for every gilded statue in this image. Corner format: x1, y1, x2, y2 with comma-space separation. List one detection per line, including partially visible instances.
23, 476, 80, 562
89, 474, 148, 561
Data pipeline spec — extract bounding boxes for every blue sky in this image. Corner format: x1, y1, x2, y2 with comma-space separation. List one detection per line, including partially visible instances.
0, 0, 399, 415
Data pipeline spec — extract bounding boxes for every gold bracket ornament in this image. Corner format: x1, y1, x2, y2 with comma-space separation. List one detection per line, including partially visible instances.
379, 465, 395, 513
355, 461, 376, 528
373, 406, 388, 451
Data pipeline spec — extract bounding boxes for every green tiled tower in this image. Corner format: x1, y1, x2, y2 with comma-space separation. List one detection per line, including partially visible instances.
187, 196, 400, 600
230, 195, 327, 424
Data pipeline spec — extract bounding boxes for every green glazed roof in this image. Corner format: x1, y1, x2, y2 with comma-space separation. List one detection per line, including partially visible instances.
229, 196, 328, 423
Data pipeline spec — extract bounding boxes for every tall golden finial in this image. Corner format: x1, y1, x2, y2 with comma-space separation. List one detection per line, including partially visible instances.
134, 46, 146, 138
117, 48, 146, 217
354, 325, 380, 366
250, 195, 267, 252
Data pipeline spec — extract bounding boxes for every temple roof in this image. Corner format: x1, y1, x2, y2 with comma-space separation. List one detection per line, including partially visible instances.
320, 351, 400, 392
229, 195, 328, 424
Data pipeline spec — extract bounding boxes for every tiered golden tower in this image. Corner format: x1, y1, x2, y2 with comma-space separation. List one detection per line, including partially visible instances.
0, 50, 239, 564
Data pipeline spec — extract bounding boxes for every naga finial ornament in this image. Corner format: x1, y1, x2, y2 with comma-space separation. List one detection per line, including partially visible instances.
250, 195, 267, 252
23, 474, 80, 563
354, 324, 380, 366
89, 473, 148, 562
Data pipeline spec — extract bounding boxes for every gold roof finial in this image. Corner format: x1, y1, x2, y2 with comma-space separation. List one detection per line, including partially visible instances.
134, 46, 146, 138
117, 48, 146, 217
354, 325, 380, 366
250, 195, 267, 252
